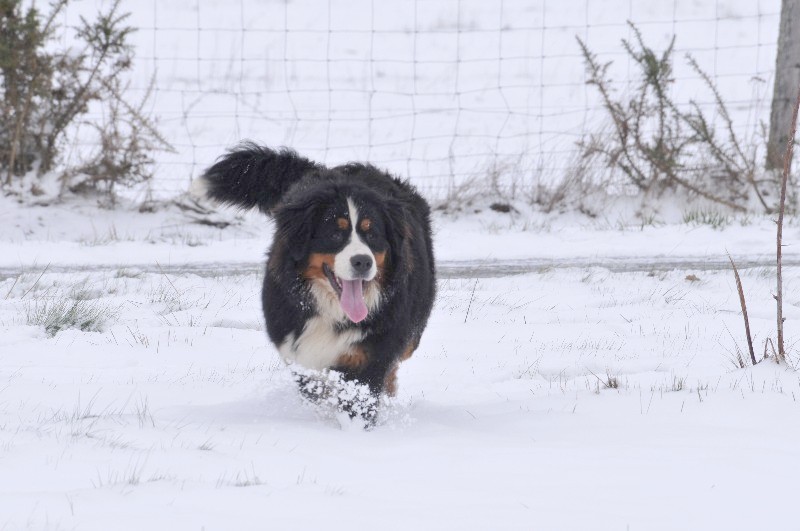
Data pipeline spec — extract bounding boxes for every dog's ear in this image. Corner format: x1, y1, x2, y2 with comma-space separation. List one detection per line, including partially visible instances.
274, 192, 322, 263
384, 199, 412, 277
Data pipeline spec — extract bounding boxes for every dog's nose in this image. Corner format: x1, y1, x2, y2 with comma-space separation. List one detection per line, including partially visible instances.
350, 254, 373, 275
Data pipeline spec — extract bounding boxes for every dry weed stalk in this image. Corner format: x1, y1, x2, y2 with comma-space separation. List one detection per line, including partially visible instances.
729, 82, 800, 366
728, 253, 757, 365
775, 82, 800, 363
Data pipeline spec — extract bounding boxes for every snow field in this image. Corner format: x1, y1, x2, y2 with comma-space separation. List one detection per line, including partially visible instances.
0, 0, 794, 527
1, 260, 798, 530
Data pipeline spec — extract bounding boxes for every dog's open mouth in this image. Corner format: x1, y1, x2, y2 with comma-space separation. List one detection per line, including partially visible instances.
322, 263, 368, 323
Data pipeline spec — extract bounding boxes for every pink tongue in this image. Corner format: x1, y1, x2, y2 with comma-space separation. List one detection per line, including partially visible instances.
340, 279, 368, 323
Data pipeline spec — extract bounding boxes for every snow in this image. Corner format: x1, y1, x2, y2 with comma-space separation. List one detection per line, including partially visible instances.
1, 196, 799, 270
2, 197, 800, 529
2, 0, 800, 529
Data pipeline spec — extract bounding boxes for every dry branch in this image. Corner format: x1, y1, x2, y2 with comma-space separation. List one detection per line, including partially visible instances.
728, 253, 757, 365
578, 23, 774, 213
775, 82, 800, 363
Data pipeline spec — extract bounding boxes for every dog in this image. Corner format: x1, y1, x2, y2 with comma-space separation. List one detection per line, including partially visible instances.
198, 143, 436, 418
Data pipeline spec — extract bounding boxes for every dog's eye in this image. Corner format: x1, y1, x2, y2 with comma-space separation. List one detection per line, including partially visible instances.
331, 231, 345, 241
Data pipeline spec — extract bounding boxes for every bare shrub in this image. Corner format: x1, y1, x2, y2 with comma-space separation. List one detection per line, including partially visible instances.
0, 0, 172, 201
577, 22, 778, 213
65, 75, 174, 203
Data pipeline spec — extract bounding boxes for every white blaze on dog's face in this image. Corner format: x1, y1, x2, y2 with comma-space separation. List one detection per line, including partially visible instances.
333, 199, 378, 282
302, 196, 387, 324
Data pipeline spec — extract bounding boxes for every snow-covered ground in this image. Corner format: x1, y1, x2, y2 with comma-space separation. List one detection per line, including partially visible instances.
1, 195, 797, 269
2, 0, 799, 528
2, 198, 800, 530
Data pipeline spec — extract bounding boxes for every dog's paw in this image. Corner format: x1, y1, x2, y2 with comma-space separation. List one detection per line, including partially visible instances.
292, 366, 379, 428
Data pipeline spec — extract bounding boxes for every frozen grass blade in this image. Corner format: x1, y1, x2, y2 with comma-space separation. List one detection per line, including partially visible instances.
464, 279, 478, 323
3, 274, 19, 300
26, 298, 119, 336
19, 263, 51, 299
155, 260, 182, 299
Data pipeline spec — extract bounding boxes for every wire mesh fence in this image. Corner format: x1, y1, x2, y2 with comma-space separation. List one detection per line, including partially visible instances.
59, 0, 781, 201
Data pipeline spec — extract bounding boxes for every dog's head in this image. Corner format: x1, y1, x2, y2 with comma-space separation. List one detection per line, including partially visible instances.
273, 174, 406, 324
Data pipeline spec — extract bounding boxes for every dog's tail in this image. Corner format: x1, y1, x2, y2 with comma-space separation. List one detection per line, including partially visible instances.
196, 142, 320, 214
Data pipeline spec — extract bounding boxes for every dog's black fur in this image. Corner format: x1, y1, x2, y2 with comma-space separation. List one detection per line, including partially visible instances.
201, 142, 435, 407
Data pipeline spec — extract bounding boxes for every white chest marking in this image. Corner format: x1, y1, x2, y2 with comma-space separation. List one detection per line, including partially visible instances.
278, 315, 363, 370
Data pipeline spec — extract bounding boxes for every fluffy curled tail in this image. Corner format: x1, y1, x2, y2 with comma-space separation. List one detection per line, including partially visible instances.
197, 142, 320, 214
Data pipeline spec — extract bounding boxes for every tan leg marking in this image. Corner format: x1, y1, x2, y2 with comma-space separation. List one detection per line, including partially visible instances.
384, 364, 399, 396
335, 345, 369, 371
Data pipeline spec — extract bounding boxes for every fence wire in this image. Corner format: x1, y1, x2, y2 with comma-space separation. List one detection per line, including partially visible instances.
61, 0, 781, 201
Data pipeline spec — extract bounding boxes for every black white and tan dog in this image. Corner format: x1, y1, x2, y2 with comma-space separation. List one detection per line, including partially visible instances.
197, 143, 435, 416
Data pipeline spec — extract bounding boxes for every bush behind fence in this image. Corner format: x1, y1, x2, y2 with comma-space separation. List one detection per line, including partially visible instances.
55, 0, 781, 202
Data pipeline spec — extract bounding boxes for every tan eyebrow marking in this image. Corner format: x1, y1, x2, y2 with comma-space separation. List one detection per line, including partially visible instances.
336, 217, 350, 230
359, 218, 372, 231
